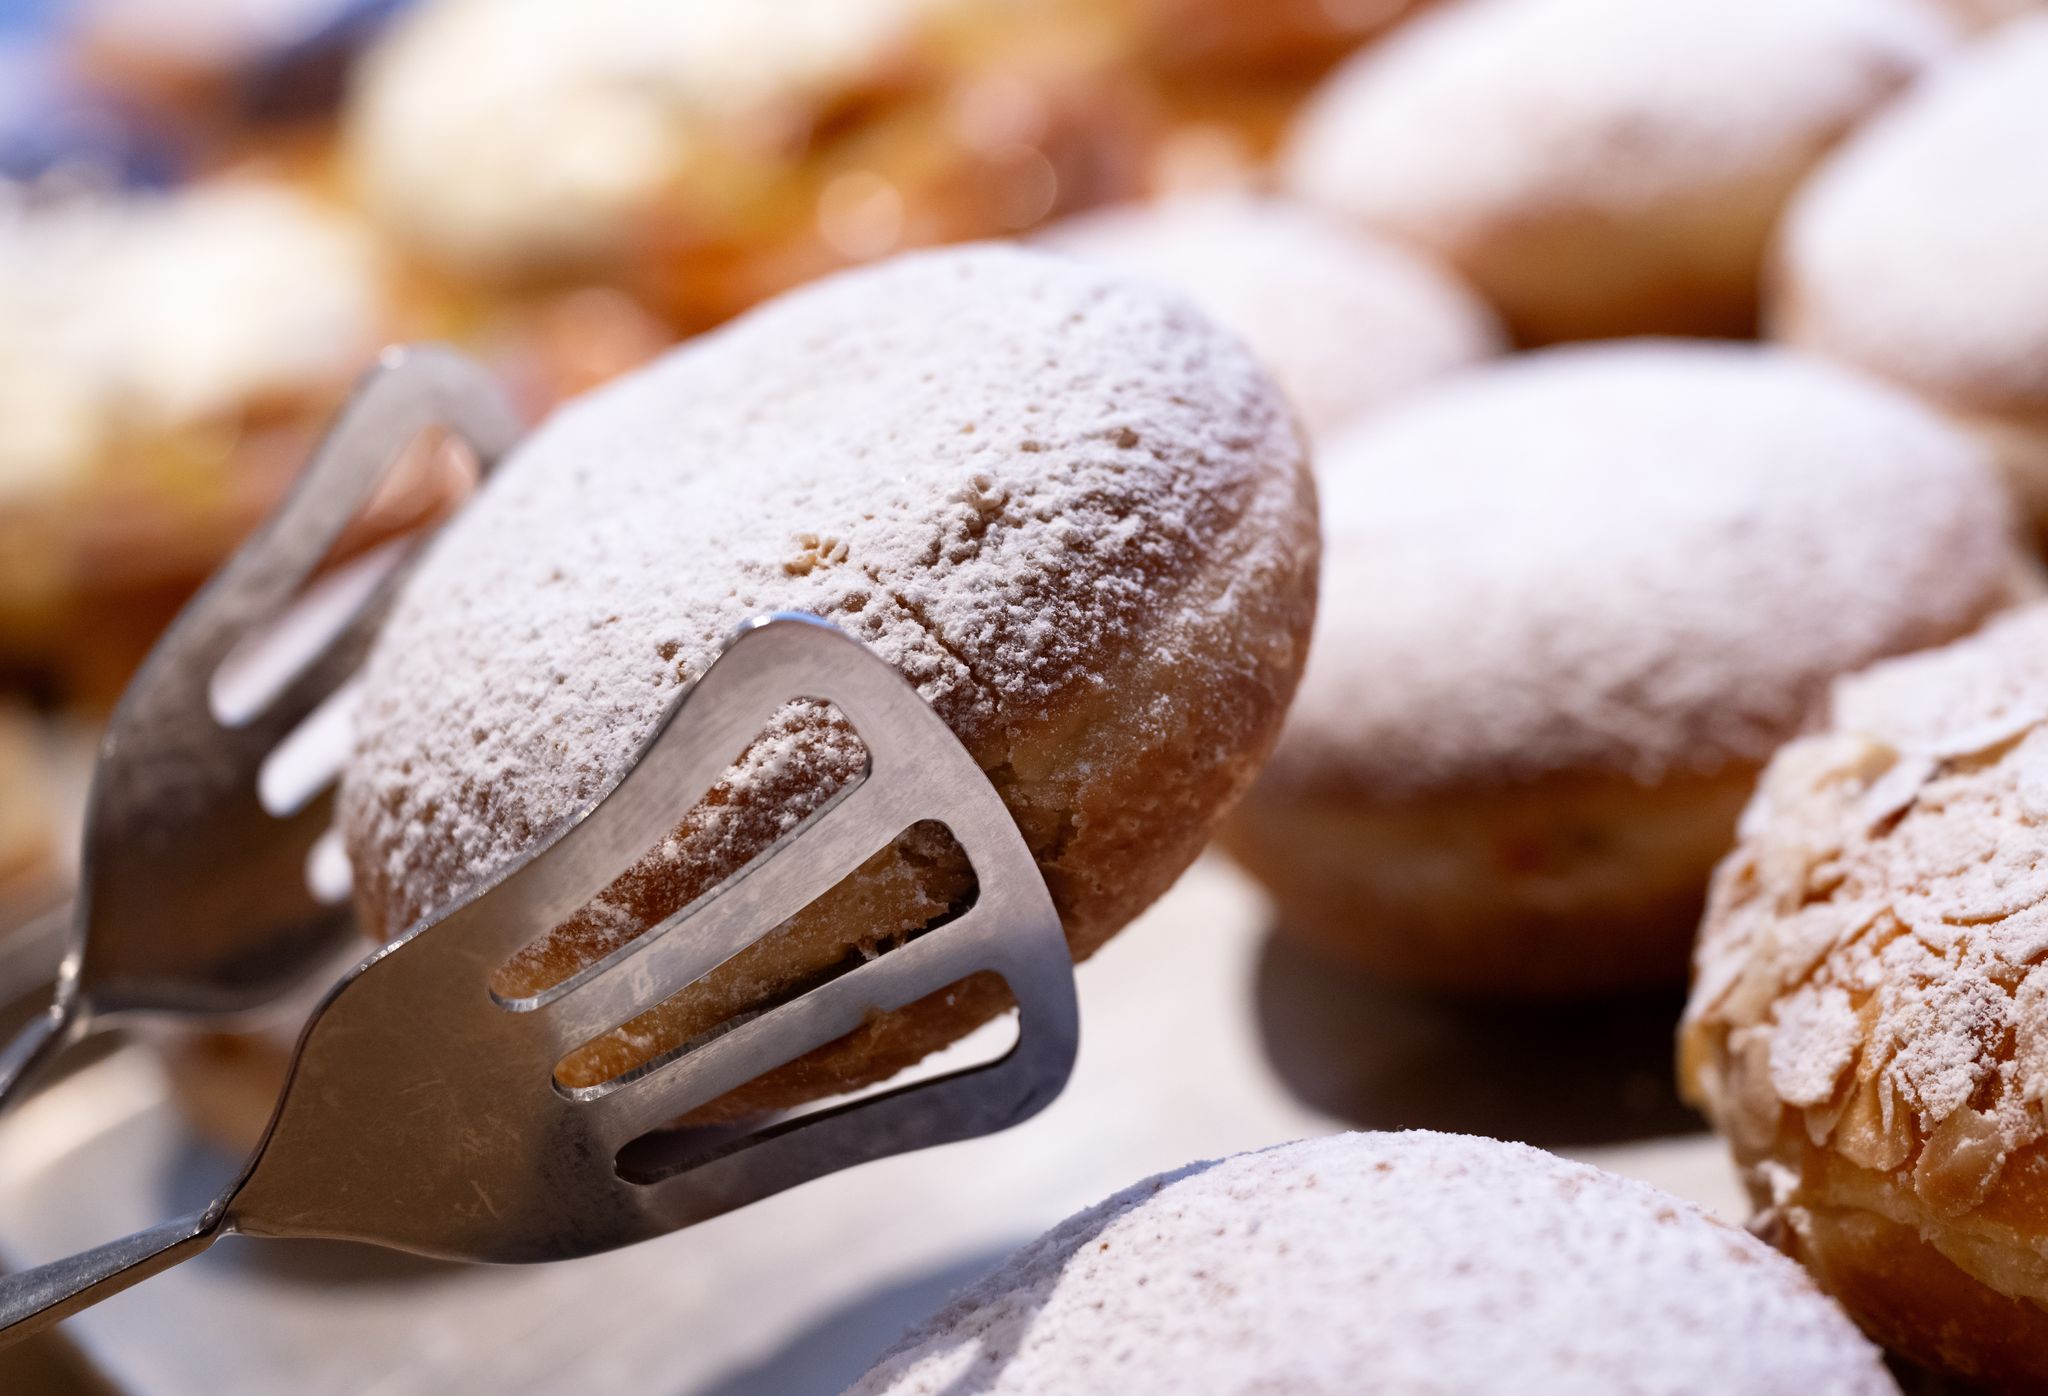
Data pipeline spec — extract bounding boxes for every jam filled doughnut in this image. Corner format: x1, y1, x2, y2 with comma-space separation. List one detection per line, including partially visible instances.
342, 0, 1145, 334
1222, 341, 2019, 995
1041, 194, 1502, 440
1773, 18, 2048, 546
339, 245, 1318, 1120
1682, 602, 2048, 1391
850, 1131, 1900, 1395
1280, 0, 1954, 344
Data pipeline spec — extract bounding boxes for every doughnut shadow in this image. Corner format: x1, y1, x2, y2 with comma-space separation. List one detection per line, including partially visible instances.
694, 1244, 1022, 1396
1251, 927, 1698, 1147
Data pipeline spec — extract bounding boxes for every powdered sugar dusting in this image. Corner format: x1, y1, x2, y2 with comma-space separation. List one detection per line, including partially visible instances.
1266, 341, 2015, 799
338, 244, 1306, 943
1777, 17, 2048, 418
1281, 0, 1951, 243
1039, 194, 1502, 440
849, 1131, 1898, 1396
1687, 603, 2048, 1212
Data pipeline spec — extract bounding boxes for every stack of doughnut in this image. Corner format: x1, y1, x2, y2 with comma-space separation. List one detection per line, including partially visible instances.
1040, 193, 1502, 440
1682, 602, 2048, 1390
1772, 16, 2048, 544
851, 1131, 1900, 1395
0, 178, 449, 700
324, 244, 1318, 1118
1223, 341, 2022, 995
1281, 0, 1956, 343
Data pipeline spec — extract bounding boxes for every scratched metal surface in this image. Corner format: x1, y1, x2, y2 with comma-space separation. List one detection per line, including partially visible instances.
0, 854, 1741, 1395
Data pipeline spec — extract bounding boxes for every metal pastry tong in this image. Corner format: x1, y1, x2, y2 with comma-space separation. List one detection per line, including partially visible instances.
0, 347, 1079, 1345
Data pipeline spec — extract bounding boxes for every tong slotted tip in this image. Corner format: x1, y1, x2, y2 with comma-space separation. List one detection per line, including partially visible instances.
0, 351, 1080, 1345
0, 345, 522, 1109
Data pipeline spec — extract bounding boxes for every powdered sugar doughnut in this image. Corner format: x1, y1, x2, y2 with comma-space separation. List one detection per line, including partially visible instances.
1222, 341, 2019, 994
850, 1131, 1898, 1396
1280, 0, 1955, 344
1041, 194, 1502, 440
1774, 18, 2048, 543
1681, 602, 2048, 1390
340, 244, 1317, 1118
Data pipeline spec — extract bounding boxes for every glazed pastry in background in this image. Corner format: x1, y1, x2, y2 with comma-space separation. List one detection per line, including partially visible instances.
1681, 603, 2048, 1391
1223, 342, 2019, 995
1773, 18, 2048, 546
1280, 0, 1954, 344
1040, 194, 1502, 440
338, 245, 1318, 1122
0, 178, 451, 702
343, 0, 1147, 335
851, 1131, 1899, 1395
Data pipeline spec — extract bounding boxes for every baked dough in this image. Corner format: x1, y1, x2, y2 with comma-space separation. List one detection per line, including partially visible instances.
1682, 601, 2048, 1391
1280, 0, 1954, 343
1772, 17, 2048, 545
1224, 341, 2019, 993
849, 1131, 1900, 1395
340, 244, 1317, 1120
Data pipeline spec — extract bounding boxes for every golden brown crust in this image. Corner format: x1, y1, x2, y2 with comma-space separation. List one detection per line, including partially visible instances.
1681, 602, 2048, 1389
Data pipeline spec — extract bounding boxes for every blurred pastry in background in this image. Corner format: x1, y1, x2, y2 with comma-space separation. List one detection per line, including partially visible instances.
1040, 193, 1502, 440
1124, 0, 1435, 175
334, 245, 1316, 1124
64, 0, 410, 157
1935, 0, 2045, 28
0, 178, 445, 703
1681, 602, 2048, 1392
850, 1131, 1900, 1395
0, 707, 56, 922
342, 0, 1147, 336
1280, 0, 1955, 344
1224, 342, 2019, 995
1773, 18, 2048, 547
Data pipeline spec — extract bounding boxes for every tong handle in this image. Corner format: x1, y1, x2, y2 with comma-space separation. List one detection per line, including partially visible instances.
0, 1209, 220, 1345
0, 998, 81, 1112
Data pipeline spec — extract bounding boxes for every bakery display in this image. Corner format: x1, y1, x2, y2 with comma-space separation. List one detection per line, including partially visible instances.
0, 177, 450, 701
1682, 601, 2048, 1391
1224, 341, 2019, 994
1041, 193, 1502, 440
337, 244, 1317, 1118
850, 1130, 1899, 1395
1280, 0, 1954, 344
1773, 17, 2048, 544
342, 0, 1145, 334
15, 0, 2048, 1379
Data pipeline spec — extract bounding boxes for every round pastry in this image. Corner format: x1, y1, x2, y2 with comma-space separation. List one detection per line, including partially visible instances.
342, 0, 1145, 333
338, 244, 1318, 1121
849, 1130, 1899, 1395
1040, 194, 1502, 440
1772, 17, 2048, 545
1222, 341, 2020, 995
1279, 0, 1955, 344
1681, 601, 2048, 1391
0, 178, 446, 702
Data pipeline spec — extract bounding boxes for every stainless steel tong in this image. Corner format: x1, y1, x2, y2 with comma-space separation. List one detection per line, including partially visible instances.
0, 347, 1079, 1345
0, 345, 522, 1106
